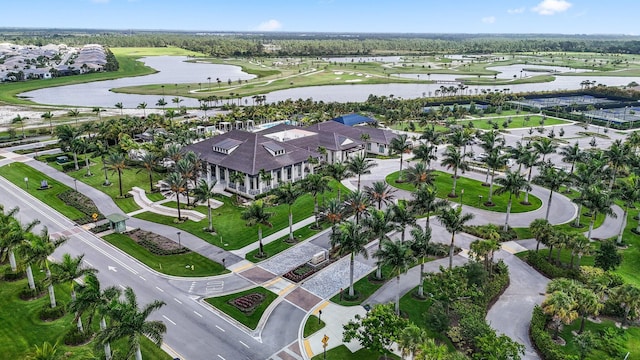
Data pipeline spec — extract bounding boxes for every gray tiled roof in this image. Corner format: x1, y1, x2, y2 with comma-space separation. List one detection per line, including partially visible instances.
185, 130, 319, 175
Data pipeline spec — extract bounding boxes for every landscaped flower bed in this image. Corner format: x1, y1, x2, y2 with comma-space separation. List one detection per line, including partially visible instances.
126, 229, 189, 255
283, 263, 318, 283
57, 190, 104, 224
229, 293, 266, 315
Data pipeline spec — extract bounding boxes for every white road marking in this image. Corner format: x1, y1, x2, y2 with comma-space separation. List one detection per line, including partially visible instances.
83, 260, 93, 267
118, 284, 126, 290
162, 315, 176, 325
215, 325, 225, 332
239, 340, 249, 348
174, 298, 182, 304
193, 311, 203, 318
217, 355, 225, 360
155, 286, 164, 292
139, 276, 147, 281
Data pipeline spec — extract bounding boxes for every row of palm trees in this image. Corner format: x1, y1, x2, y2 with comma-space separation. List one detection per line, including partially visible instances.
0, 206, 166, 360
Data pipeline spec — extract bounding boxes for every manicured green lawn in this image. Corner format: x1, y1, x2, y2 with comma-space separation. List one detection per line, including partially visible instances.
103, 233, 228, 277
303, 315, 326, 338
205, 287, 277, 330
245, 224, 329, 263
0, 266, 172, 360
457, 115, 569, 130
558, 317, 639, 359
399, 286, 456, 350
0, 162, 86, 221
137, 182, 347, 250
311, 344, 401, 360
330, 266, 395, 306
615, 208, 640, 286
146, 191, 166, 202
386, 170, 542, 213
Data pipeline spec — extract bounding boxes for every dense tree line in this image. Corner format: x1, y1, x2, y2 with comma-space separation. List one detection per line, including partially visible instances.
3, 30, 640, 56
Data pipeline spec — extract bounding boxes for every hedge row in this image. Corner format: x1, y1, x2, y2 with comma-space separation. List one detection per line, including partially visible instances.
525, 251, 580, 279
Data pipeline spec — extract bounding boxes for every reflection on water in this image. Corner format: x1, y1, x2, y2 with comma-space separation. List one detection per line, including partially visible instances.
19, 56, 639, 108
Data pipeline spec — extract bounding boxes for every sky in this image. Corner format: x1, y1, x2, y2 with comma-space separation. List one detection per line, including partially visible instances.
2, 0, 638, 35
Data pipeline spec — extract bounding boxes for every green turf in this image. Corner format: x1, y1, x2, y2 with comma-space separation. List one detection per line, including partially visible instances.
386, 170, 542, 213
330, 266, 396, 306
146, 192, 166, 202
103, 233, 227, 277
615, 208, 640, 287
204, 287, 277, 330
456, 115, 569, 130
303, 315, 326, 338
310, 344, 401, 360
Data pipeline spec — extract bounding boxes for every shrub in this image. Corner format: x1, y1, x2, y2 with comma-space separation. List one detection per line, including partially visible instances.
3, 270, 25, 281
530, 305, 570, 360
462, 224, 517, 242
89, 223, 111, 234
63, 327, 93, 346
19, 287, 44, 300
229, 293, 265, 315
39, 304, 66, 321
139, 239, 189, 256
525, 251, 579, 279
283, 263, 318, 282
57, 190, 103, 224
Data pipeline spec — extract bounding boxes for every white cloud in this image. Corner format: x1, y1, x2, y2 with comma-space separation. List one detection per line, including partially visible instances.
481, 16, 496, 24
532, 0, 572, 15
256, 19, 283, 31
507, 7, 525, 14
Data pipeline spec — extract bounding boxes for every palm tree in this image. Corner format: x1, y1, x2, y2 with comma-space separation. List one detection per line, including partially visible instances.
175, 156, 198, 207
530, 218, 553, 253
534, 165, 571, 220
437, 206, 475, 269
409, 185, 447, 226
335, 220, 370, 297
241, 200, 273, 258
616, 177, 640, 243
440, 145, 469, 197
96, 287, 167, 360
389, 202, 415, 243
50, 253, 97, 331
397, 324, 427, 360
569, 233, 591, 269
41, 111, 54, 135
320, 198, 346, 245
228, 171, 245, 205
20, 228, 67, 307
389, 134, 411, 181
404, 162, 436, 188
543, 291, 578, 339
494, 170, 531, 231
67, 109, 80, 126
412, 143, 437, 169
364, 181, 396, 210
301, 173, 331, 229
484, 149, 509, 205
363, 208, 395, 279
343, 190, 371, 224
612, 284, 640, 325
1, 211, 38, 272
114, 102, 124, 116
192, 179, 217, 233
571, 164, 598, 228
103, 152, 127, 197
69, 273, 121, 358
164, 172, 186, 221
519, 150, 540, 205
346, 154, 377, 190
532, 137, 557, 163
582, 186, 617, 241
137, 153, 158, 193
559, 142, 583, 176
273, 182, 303, 242
604, 139, 630, 190
575, 287, 601, 333
28, 341, 60, 360
12, 114, 28, 138
375, 240, 414, 314
325, 161, 352, 201
155, 98, 167, 114
136, 102, 148, 117
409, 226, 433, 298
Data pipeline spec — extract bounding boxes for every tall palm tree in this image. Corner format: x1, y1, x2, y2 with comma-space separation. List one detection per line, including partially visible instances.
241, 200, 273, 258
389, 202, 415, 243
364, 181, 396, 210
568, 233, 591, 269
346, 153, 377, 190
41, 111, 54, 135
571, 164, 598, 228
69, 273, 121, 358
534, 165, 571, 220
363, 208, 395, 279
375, 240, 414, 314
542, 291, 578, 339
114, 102, 124, 116
301, 173, 331, 229
494, 170, 531, 231
508, 140, 531, 173
343, 190, 371, 224
582, 186, 617, 241
437, 206, 475, 269
164, 172, 186, 220
273, 182, 303, 242
20, 228, 67, 307
559, 142, 583, 176
409, 185, 447, 226
96, 287, 167, 360
228, 171, 245, 205
575, 287, 602, 333
530, 218, 553, 253
103, 152, 127, 197
404, 162, 436, 189
484, 149, 509, 205
325, 161, 352, 201
137, 153, 158, 193
1, 211, 38, 272
335, 220, 370, 297
192, 179, 217, 233
12, 114, 28, 138
320, 198, 346, 245
616, 178, 640, 241
412, 143, 437, 169
136, 102, 148, 117
612, 284, 640, 326
440, 145, 469, 197
604, 139, 630, 190
50, 253, 97, 331
397, 324, 427, 360
532, 137, 557, 163
518, 150, 540, 205
389, 134, 411, 181
409, 226, 434, 298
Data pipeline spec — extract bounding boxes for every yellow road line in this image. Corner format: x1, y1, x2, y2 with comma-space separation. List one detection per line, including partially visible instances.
304, 339, 314, 358
263, 276, 282, 288
313, 301, 330, 315
278, 283, 296, 296
232, 262, 254, 273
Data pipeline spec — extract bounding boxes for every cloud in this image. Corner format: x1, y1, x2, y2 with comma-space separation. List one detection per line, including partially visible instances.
255, 19, 283, 31
507, 7, 525, 14
532, 0, 572, 15
481, 16, 496, 24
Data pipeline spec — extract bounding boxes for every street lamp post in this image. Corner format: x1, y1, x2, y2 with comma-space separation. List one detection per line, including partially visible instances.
74, 179, 78, 192
177, 231, 181, 247
24, 177, 29, 189
478, 195, 483, 207
459, 189, 465, 208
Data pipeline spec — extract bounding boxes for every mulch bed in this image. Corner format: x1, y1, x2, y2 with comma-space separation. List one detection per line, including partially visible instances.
126, 229, 189, 255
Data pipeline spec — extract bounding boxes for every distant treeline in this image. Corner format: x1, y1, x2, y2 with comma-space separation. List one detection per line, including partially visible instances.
3, 29, 640, 56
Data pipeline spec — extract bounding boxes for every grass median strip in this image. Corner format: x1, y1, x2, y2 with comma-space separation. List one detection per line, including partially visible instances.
304, 315, 326, 338
205, 287, 277, 330
103, 233, 227, 277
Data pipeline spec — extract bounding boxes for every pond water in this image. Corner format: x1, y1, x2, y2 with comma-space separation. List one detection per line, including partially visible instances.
20, 56, 639, 108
